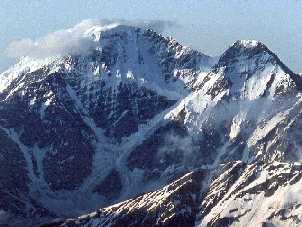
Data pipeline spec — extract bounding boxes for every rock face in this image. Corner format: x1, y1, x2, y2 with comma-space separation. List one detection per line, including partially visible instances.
1, 24, 302, 227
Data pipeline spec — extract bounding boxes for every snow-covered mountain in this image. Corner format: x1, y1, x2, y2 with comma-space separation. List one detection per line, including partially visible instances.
1, 24, 302, 227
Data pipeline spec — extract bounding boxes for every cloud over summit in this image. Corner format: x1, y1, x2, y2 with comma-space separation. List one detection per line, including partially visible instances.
6, 19, 176, 59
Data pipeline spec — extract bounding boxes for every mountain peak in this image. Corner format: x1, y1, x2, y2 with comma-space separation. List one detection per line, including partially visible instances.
218, 39, 270, 65
214, 39, 280, 73
206, 39, 301, 100
222, 39, 302, 89
233, 39, 261, 48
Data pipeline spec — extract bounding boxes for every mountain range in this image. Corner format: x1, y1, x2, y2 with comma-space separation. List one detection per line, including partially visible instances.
0, 24, 302, 227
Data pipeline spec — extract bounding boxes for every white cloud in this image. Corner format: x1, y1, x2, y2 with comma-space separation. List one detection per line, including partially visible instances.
6, 19, 98, 59
5, 19, 177, 59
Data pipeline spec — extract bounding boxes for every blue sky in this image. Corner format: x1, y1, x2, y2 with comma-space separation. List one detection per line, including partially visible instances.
1, 0, 302, 72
